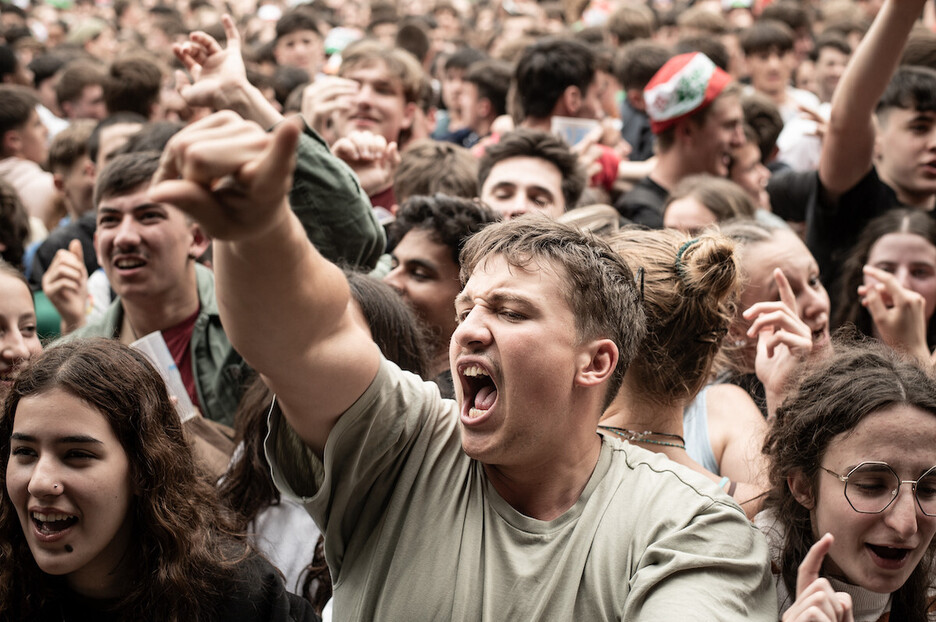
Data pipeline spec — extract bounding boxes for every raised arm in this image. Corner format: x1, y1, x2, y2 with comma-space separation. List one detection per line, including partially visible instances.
819, 0, 925, 198
173, 14, 283, 129
149, 112, 380, 456
174, 15, 386, 270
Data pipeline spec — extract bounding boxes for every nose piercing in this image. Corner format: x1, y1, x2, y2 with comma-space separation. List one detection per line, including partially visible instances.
53, 484, 59, 490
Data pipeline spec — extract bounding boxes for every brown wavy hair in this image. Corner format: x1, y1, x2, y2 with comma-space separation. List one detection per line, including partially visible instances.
762, 335, 936, 621
0, 338, 248, 621
608, 227, 739, 405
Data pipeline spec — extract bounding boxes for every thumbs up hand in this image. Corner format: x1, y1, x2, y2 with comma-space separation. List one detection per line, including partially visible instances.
42, 239, 90, 334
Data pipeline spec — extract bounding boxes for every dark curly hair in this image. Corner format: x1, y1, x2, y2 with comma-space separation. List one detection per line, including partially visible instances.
762, 336, 936, 621
0, 339, 248, 621
388, 194, 499, 265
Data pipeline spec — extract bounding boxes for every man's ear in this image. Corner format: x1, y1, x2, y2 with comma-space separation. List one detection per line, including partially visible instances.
400, 101, 418, 131
53, 172, 65, 192
788, 469, 816, 510
574, 338, 618, 388
561, 85, 582, 116
2, 128, 21, 158
188, 222, 211, 260
678, 116, 696, 142
625, 88, 645, 112
478, 97, 492, 121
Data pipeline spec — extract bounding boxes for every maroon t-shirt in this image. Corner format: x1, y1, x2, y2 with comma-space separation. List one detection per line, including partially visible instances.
161, 308, 201, 412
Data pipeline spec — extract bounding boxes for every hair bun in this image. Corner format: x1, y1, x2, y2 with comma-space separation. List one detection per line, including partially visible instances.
677, 233, 738, 303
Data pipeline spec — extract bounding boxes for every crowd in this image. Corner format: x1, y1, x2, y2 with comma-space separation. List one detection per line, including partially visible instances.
1, 0, 936, 618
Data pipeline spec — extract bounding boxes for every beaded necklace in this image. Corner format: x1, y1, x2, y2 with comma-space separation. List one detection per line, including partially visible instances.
598, 425, 687, 450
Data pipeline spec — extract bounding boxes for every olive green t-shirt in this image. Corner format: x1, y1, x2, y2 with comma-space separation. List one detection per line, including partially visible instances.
267, 359, 776, 620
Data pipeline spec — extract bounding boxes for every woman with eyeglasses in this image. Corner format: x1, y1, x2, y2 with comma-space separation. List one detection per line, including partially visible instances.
756, 338, 936, 621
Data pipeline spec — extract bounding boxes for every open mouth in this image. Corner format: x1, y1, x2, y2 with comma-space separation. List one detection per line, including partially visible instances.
867, 544, 911, 561
461, 364, 498, 419
114, 257, 146, 270
866, 543, 915, 570
32, 511, 78, 536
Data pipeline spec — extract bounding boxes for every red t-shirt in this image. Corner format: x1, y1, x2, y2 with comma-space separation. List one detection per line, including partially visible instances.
161, 308, 201, 412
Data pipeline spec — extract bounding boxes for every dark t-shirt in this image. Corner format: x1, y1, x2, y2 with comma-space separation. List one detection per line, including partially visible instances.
35, 554, 319, 621
767, 166, 902, 304
619, 99, 655, 162
614, 176, 668, 228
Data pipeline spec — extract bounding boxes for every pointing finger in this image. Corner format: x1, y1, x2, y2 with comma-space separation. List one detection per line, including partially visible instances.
797, 533, 834, 598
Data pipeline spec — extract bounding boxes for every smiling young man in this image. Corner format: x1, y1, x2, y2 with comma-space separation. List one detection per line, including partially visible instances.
384, 194, 498, 396
334, 40, 426, 149
152, 110, 776, 620
616, 52, 745, 228
47, 20, 385, 427
310, 40, 430, 210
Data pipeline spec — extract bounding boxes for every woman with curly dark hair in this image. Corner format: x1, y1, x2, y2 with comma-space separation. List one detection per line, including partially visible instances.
0, 338, 317, 621
757, 339, 936, 621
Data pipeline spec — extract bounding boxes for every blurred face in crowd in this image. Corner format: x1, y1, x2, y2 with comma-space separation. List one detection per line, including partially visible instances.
864, 232, 936, 324
62, 85, 107, 121
336, 60, 416, 144
663, 196, 717, 234
12, 110, 49, 165
384, 227, 461, 365
441, 67, 466, 117
55, 155, 96, 217
735, 229, 831, 366
0, 272, 41, 394
686, 93, 745, 177
746, 46, 793, 98
730, 141, 770, 209
273, 28, 324, 77
814, 46, 849, 103
481, 156, 565, 220
794, 60, 818, 96
876, 106, 936, 207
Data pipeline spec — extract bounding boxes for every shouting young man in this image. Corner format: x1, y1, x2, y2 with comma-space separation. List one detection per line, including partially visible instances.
152, 111, 775, 620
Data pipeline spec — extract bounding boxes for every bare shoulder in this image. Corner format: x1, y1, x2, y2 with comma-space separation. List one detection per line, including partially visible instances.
705, 384, 767, 455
